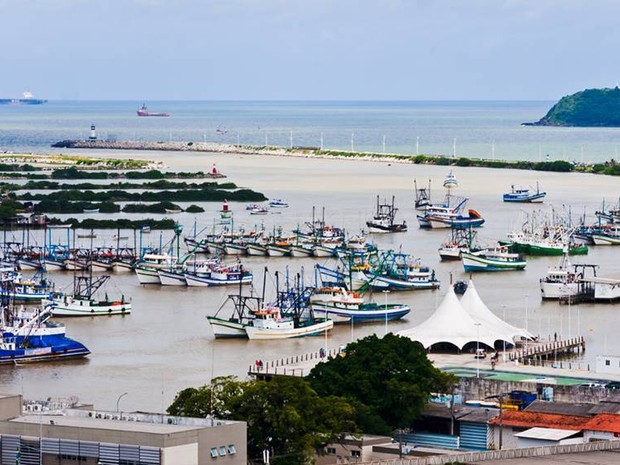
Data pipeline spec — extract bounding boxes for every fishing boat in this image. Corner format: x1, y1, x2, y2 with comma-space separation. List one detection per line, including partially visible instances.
1, 270, 56, 302
249, 206, 269, 215
136, 104, 170, 117
414, 179, 432, 210
268, 199, 289, 208
82, 208, 100, 214
207, 293, 262, 338
134, 253, 177, 284
461, 247, 527, 272
365, 251, 440, 291
309, 286, 410, 323
591, 225, 620, 245
503, 182, 546, 203
44, 273, 131, 316
438, 228, 480, 261
244, 307, 333, 340
185, 261, 252, 287
366, 195, 407, 233
0, 305, 90, 364
425, 207, 485, 229
539, 252, 598, 299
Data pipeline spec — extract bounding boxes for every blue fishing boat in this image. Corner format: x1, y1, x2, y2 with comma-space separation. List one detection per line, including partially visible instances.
0, 305, 90, 364
503, 183, 546, 203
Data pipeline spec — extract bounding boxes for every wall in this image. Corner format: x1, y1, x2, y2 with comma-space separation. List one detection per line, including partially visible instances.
0, 395, 21, 421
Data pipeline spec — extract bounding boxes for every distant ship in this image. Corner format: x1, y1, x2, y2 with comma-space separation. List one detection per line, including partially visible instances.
137, 104, 170, 117
0, 91, 47, 105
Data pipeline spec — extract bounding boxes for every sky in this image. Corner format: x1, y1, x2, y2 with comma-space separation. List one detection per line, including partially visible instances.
1, 0, 619, 101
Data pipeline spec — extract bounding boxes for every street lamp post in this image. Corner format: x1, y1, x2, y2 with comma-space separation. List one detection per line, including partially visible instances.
116, 392, 128, 414
501, 305, 507, 363
383, 290, 390, 335
475, 323, 481, 378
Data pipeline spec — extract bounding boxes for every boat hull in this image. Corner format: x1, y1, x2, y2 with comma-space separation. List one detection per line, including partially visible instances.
245, 319, 333, 340
207, 316, 249, 338
135, 267, 161, 284
311, 303, 410, 323
45, 298, 132, 316
462, 252, 526, 272
157, 270, 187, 286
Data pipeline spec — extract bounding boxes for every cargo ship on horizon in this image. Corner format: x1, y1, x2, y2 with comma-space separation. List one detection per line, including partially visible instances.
0, 91, 47, 105
137, 103, 170, 117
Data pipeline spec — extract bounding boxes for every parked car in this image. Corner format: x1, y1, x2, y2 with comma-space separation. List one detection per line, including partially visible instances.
605, 381, 620, 390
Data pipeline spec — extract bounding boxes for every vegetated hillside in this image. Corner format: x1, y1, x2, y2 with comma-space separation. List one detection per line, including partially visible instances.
526, 87, 620, 127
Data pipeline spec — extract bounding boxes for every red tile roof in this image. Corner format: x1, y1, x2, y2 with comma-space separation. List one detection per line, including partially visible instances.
583, 414, 620, 434
488, 411, 590, 430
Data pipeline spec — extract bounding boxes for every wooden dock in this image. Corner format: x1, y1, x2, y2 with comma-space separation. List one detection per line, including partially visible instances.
508, 337, 585, 364
248, 347, 342, 379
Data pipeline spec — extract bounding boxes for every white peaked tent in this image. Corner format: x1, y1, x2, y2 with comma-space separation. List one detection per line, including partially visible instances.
397, 284, 514, 350
459, 279, 533, 341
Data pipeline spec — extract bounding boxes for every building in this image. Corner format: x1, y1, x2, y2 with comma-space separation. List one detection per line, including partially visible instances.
0, 394, 246, 465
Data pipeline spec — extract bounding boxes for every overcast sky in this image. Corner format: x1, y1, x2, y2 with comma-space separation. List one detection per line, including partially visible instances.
2, 0, 618, 101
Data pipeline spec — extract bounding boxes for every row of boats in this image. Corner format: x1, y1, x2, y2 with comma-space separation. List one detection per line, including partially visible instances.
207, 266, 412, 340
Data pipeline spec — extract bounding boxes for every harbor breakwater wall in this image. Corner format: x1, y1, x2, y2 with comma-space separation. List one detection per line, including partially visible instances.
51, 139, 427, 164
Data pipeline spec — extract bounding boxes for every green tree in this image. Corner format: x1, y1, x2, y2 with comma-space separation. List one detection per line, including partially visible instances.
168, 376, 356, 465
306, 334, 455, 434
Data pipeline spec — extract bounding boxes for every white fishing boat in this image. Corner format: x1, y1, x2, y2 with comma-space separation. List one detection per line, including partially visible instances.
207, 293, 261, 338
134, 253, 176, 284
157, 268, 188, 286
43, 275, 131, 317
268, 199, 289, 208
245, 307, 333, 340
539, 252, 598, 299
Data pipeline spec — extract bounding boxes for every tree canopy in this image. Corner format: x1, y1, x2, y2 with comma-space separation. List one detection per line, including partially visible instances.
168, 376, 356, 465
306, 333, 455, 434
529, 87, 620, 127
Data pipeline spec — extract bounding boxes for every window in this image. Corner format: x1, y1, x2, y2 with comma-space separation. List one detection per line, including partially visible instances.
351, 450, 361, 458
326, 447, 336, 455
606, 359, 610, 366
210, 448, 218, 458
219, 447, 227, 456
227, 445, 236, 455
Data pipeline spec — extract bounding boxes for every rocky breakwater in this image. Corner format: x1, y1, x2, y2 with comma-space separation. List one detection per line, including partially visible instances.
52, 139, 291, 156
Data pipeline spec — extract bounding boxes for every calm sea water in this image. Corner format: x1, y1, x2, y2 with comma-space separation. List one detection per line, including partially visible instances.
2, 100, 620, 163
0, 102, 619, 413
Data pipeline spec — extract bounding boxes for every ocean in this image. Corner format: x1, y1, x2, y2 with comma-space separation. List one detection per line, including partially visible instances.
0, 101, 619, 413
2, 100, 620, 163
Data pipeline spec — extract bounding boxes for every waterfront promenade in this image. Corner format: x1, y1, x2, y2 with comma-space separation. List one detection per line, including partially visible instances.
247, 337, 612, 385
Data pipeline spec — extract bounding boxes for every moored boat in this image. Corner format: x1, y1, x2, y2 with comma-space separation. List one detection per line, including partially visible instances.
503, 182, 546, 203
366, 195, 407, 233
309, 286, 410, 323
43, 274, 131, 316
0, 305, 90, 364
461, 248, 526, 272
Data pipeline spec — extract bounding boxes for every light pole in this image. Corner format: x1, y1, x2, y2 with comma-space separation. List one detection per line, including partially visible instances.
475, 323, 481, 378
116, 392, 128, 413
383, 290, 390, 335
501, 305, 507, 362
485, 394, 504, 450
